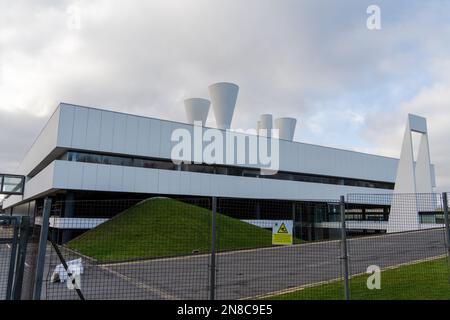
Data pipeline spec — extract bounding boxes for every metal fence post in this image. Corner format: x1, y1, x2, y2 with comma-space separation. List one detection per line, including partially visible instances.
442, 193, 450, 284
5, 217, 20, 300
209, 196, 217, 300
12, 216, 30, 300
32, 197, 52, 300
340, 195, 350, 300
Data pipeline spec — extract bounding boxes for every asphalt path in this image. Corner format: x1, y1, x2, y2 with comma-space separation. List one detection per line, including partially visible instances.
42, 228, 448, 300
2, 228, 446, 300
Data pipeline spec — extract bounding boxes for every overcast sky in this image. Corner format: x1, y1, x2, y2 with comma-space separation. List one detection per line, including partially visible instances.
1, 0, 449, 191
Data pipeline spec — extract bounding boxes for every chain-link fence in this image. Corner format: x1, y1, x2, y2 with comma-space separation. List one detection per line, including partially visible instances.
39, 198, 212, 300
4, 192, 450, 300
345, 193, 450, 300
0, 217, 14, 299
214, 198, 344, 300
0, 215, 31, 300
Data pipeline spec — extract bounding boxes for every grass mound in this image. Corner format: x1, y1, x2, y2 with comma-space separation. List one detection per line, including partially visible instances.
67, 198, 280, 262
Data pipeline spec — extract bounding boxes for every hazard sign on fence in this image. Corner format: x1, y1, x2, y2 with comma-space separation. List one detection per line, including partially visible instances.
272, 220, 293, 245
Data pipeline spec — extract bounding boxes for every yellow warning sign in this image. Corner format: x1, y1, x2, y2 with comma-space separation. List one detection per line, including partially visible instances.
272, 221, 293, 245
277, 223, 288, 234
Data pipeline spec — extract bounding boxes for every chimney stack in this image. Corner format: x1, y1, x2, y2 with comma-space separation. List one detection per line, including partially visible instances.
208, 82, 239, 130
259, 114, 273, 137
184, 98, 210, 126
274, 117, 297, 141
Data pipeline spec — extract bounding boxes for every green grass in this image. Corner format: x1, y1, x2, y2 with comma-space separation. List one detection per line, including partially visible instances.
67, 197, 297, 262
266, 257, 450, 300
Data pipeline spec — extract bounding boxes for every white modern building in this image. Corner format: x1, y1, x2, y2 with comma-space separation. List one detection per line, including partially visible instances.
0, 82, 438, 240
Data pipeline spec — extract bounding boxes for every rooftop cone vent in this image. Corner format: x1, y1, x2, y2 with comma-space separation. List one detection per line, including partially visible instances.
259, 114, 273, 137
184, 98, 210, 126
208, 82, 239, 130
274, 117, 297, 141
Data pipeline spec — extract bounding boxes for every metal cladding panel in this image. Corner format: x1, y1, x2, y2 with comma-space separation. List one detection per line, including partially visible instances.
85, 108, 102, 150
67, 161, 83, 190
125, 115, 139, 155
159, 121, 176, 159
136, 117, 151, 155
278, 139, 297, 172
99, 110, 114, 152
23, 162, 55, 199
179, 171, 191, 195
109, 165, 124, 192
71, 107, 89, 148
146, 168, 159, 191
112, 113, 127, 153
16, 106, 61, 176
123, 166, 136, 192
149, 118, 161, 157
134, 167, 148, 193
82, 163, 98, 190
57, 104, 74, 147
96, 164, 111, 191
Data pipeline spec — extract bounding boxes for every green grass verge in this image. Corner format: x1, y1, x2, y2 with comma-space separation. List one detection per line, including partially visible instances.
266, 257, 450, 300
67, 198, 299, 262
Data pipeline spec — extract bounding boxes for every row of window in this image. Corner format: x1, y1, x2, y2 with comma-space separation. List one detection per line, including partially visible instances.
60, 151, 395, 190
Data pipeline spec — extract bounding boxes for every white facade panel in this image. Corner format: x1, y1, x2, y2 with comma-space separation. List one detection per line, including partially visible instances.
82, 163, 98, 190
112, 113, 127, 154
67, 161, 83, 190
178, 171, 191, 195
71, 107, 89, 148
16, 106, 61, 176
24, 162, 55, 199
159, 121, 174, 159
99, 111, 114, 152
109, 165, 124, 192
136, 117, 151, 155
57, 104, 74, 147
123, 166, 136, 192
96, 164, 111, 191
85, 108, 102, 150
125, 115, 139, 155
146, 168, 159, 191
149, 118, 161, 157
134, 167, 148, 193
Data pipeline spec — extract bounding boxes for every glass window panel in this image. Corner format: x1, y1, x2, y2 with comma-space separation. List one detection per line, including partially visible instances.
2, 176, 23, 193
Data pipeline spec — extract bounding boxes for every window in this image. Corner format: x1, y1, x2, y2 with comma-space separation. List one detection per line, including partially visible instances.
2, 176, 24, 193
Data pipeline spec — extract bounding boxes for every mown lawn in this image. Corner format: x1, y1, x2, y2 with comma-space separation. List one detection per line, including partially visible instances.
267, 257, 450, 300
67, 198, 299, 262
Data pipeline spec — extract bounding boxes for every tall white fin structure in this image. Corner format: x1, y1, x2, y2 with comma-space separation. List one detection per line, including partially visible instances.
208, 82, 239, 130
184, 98, 210, 126
387, 114, 434, 233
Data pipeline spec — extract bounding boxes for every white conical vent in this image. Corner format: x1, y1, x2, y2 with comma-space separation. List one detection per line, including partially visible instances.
184, 98, 210, 126
274, 117, 297, 141
259, 114, 273, 137
208, 82, 239, 130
